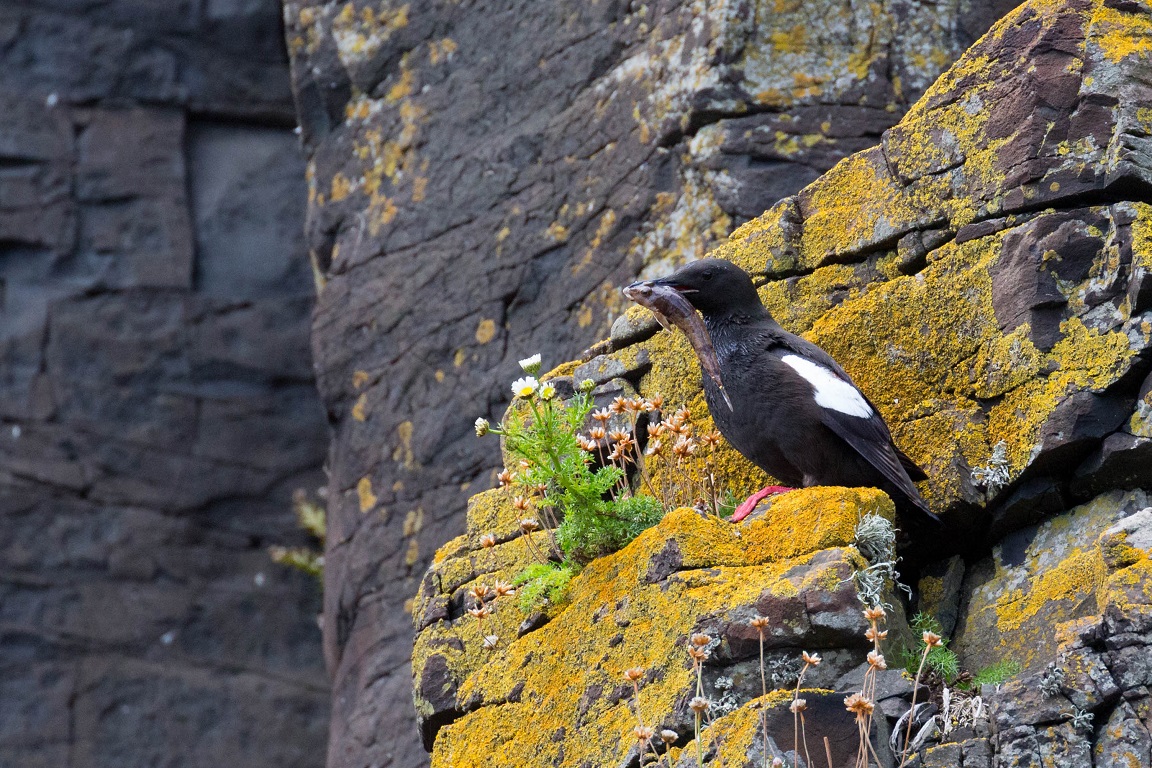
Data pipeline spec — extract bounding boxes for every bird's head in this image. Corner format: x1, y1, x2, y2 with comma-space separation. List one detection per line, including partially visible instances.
642, 259, 763, 319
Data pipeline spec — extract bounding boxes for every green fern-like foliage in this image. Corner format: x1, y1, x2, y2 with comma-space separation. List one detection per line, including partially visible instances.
904, 612, 961, 684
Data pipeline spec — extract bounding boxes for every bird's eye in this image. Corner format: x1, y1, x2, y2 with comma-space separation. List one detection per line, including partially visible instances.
702, 271, 714, 281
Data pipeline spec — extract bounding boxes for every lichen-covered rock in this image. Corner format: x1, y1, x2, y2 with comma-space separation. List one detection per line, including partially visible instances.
290, 0, 1030, 761
413, 487, 902, 763
413, 0, 1152, 765
954, 489, 1149, 672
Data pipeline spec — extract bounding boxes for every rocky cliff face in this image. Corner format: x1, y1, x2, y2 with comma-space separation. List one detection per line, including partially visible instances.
286, 1, 1027, 763
0, 3, 328, 766
413, 0, 1152, 765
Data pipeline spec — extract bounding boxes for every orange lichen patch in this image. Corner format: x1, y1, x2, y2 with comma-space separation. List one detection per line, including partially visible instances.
433, 509, 860, 768
357, 477, 377, 513
1089, 3, 1152, 63
954, 490, 1149, 671
464, 489, 522, 540
760, 263, 867, 334
995, 549, 1107, 636
987, 317, 1136, 470
351, 393, 369, 421
796, 150, 915, 268
474, 318, 497, 344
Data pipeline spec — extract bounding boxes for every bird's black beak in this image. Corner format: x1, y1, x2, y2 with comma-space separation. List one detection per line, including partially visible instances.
626, 277, 697, 296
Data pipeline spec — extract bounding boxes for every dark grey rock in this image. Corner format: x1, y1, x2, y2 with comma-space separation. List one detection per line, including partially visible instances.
0, 2, 328, 766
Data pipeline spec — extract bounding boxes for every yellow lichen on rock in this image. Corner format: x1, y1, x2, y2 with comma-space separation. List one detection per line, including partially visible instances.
954, 489, 1151, 672
418, 489, 886, 768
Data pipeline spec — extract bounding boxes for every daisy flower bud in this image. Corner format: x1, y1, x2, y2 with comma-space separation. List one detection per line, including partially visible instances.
578, 378, 596, 393
518, 353, 542, 374
538, 382, 556, 401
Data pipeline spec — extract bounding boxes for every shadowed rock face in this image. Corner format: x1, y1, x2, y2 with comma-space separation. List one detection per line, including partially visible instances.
0, 2, 328, 767
285, 0, 1026, 763
412, 0, 1152, 765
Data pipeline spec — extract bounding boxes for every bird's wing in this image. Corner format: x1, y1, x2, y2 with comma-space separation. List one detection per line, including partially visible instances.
770, 335, 937, 520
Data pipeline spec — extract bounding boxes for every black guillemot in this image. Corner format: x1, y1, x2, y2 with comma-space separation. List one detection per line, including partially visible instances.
625, 258, 939, 525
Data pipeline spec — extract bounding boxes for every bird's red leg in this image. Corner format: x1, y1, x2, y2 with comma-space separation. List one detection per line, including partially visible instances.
730, 485, 794, 522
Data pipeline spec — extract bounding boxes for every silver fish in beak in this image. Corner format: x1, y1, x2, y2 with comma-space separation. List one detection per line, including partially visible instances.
622, 280, 733, 410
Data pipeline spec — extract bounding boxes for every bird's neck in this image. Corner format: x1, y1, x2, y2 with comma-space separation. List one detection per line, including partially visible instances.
703, 306, 776, 348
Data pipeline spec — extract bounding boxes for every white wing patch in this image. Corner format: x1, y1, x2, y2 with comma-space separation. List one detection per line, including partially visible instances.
780, 354, 873, 418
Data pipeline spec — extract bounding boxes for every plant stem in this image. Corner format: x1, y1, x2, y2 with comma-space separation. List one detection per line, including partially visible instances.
899, 645, 932, 767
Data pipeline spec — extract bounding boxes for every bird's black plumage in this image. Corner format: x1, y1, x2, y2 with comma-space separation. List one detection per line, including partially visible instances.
636, 258, 938, 523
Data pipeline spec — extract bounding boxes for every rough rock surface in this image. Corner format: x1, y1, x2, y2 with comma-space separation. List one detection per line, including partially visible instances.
414, 0, 1152, 765
414, 487, 905, 767
0, 3, 328, 766
285, 0, 1027, 762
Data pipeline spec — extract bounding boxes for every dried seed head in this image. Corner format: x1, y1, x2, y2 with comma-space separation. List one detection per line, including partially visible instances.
592, 408, 611, 423
625, 398, 645, 413
645, 439, 663, 456
844, 693, 875, 716
634, 725, 654, 742
867, 650, 887, 670
789, 698, 807, 714
649, 394, 665, 410
863, 605, 886, 621
689, 697, 710, 714
589, 426, 607, 441
750, 616, 770, 630
660, 729, 677, 744
772, 759, 784, 768
479, 533, 496, 548
467, 606, 490, 620
675, 405, 691, 422
512, 495, 530, 511
690, 633, 712, 647
609, 430, 630, 444
482, 634, 500, 650
607, 445, 624, 462
494, 580, 515, 597
687, 646, 710, 663
469, 584, 491, 601
647, 423, 665, 439
922, 631, 943, 648
519, 459, 532, 471
702, 430, 722, 448
864, 627, 889, 642
533, 483, 548, 495
577, 435, 597, 452
519, 518, 540, 533
610, 396, 628, 414
622, 667, 644, 683
497, 470, 513, 487
672, 437, 697, 457
801, 651, 822, 666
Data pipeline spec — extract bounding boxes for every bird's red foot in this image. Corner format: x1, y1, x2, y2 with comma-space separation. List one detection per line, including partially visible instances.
731, 485, 794, 522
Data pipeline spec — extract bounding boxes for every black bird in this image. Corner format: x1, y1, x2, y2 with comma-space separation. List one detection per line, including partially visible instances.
625, 258, 938, 524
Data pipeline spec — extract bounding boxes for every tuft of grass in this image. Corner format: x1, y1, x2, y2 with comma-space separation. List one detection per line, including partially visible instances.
269, 488, 326, 582
513, 562, 577, 614
968, 659, 1020, 689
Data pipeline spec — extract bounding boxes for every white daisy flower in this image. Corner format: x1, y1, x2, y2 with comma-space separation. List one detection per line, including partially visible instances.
511, 376, 539, 398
